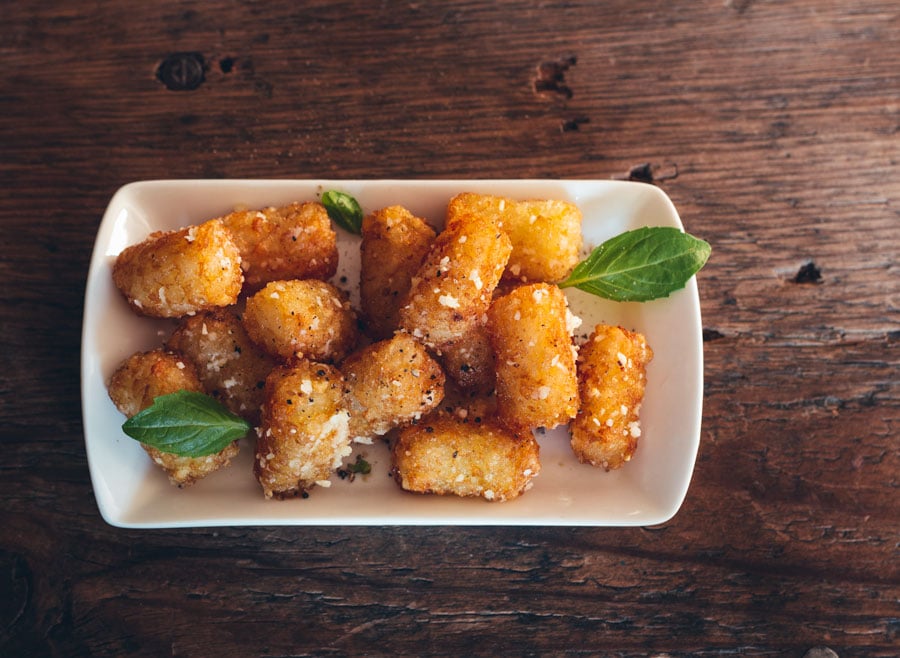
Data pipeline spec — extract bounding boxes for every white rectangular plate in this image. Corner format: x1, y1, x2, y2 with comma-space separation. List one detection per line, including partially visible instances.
82, 179, 703, 528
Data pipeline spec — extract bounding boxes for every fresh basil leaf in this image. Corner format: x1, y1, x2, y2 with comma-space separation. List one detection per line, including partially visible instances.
322, 190, 363, 234
559, 226, 710, 302
122, 390, 251, 457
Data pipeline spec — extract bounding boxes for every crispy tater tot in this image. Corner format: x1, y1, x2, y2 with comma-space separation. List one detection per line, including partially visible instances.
436, 384, 498, 425
112, 219, 243, 317
571, 324, 653, 470
399, 213, 511, 352
254, 361, 351, 498
165, 309, 277, 424
219, 201, 337, 289
487, 283, 579, 433
391, 415, 540, 502
108, 349, 204, 418
243, 279, 357, 362
107, 349, 240, 487
342, 332, 445, 443
438, 321, 496, 393
360, 206, 436, 339
447, 192, 582, 283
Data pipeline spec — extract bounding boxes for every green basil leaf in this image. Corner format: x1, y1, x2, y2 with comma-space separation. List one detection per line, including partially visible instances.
322, 190, 363, 234
347, 455, 371, 474
122, 390, 251, 457
559, 226, 710, 302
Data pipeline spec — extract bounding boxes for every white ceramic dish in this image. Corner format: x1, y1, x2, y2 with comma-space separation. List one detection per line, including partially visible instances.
81, 179, 704, 528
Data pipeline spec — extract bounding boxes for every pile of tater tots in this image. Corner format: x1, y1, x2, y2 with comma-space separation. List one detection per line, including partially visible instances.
108, 192, 652, 502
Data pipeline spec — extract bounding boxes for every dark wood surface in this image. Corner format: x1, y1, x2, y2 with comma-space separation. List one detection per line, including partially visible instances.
2, 1, 897, 656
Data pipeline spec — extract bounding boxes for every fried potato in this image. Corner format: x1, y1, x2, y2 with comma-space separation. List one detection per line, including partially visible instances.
360, 205, 436, 339
112, 219, 243, 317
342, 331, 445, 443
254, 361, 352, 498
438, 321, 496, 393
487, 283, 579, 433
108, 349, 204, 418
390, 415, 540, 502
107, 349, 240, 487
165, 309, 277, 424
399, 213, 511, 352
219, 201, 337, 290
447, 192, 582, 283
243, 279, 357, 362
571, 324, 653, 470
436, 384, 498, 425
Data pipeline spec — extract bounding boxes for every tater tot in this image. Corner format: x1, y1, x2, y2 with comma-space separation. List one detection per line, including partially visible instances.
108, 349, 204, 418
447, 192, 582, 283
438, 321, 496, 393
390, 415, 540, 502
219, 201, 338, 289
165, 309, 277, 424
342, 332, 445, 443
436, 384, 498, 425
107, 349, 240, 487
112, 219, 243, 317
570, 324, 653, 470
399, 213, 511, 352
243, 279, 357, 362
487, 283, 579, 433
254, 361, 352, 498
360, 206, 436, 339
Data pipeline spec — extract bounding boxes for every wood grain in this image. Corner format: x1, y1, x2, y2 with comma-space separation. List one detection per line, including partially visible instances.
1, 1, 897, 655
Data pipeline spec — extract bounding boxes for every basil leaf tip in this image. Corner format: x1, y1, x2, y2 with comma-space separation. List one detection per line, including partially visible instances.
559, 226, 710, 302
122, 390, 251, 458
322, 190, 363, 234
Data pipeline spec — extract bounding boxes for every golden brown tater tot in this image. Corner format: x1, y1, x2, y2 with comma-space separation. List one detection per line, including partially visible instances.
399, 213, 511, 352
219, 201, 337, 290
166, 309, 276, 424
391, 415, 540, 502
570, 324, 653, 470
255, 361, 351, 498
359, 206, 436, 339
447, 192, 582, 283
342, 331, 445, 443
487, 283, 579, 433
112, 219, 243, 318
243, 279, 357, 362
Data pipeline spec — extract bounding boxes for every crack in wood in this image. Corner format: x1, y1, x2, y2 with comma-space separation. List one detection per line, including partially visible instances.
561, 116, 590, 132
615, 162, 679, 184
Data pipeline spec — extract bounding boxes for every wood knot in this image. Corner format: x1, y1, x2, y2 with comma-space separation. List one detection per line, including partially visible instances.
157, 52, 206, 91
534, 56, 577, 99
793, 261, 822, 284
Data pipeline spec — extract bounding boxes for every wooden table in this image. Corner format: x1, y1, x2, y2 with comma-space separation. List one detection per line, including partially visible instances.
2, 1, 897, 655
